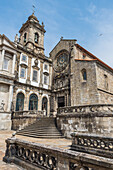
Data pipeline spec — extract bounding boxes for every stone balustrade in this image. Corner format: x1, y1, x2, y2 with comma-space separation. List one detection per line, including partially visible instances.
11, 110, 44, 130
57, 104, 113, 115
3, 137, 113, 170
71, 132, 113, 158
12, 110, 44, 118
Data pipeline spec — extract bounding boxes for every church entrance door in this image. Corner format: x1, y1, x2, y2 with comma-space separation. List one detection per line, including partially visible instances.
58, 96, 65, 108
42, 97, 48, 116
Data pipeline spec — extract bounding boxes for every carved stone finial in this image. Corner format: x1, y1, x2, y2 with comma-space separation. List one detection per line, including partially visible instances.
14, 34, 18, 43
11, 132, 16, 138
42, 22, 45, 28
60, 36, 63, 40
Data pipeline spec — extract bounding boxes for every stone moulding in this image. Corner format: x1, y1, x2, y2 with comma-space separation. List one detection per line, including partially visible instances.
71, 132, 113, 159
3, 137, 113, 170
57, 104, 113, 116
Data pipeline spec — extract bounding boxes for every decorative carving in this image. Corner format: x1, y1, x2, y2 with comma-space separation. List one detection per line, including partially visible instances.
57, 104, 113, 115
34, 58, 38, 66
0, 100, 5, 111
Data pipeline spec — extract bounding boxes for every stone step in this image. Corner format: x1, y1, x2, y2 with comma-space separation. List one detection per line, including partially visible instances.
16, 117, 63, 139
17, 133, 62, 136
17, 134, 64, 139
18, 129, 60, 133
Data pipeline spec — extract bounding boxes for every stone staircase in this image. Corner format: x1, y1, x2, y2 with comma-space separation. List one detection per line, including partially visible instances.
16, 117, 63, 138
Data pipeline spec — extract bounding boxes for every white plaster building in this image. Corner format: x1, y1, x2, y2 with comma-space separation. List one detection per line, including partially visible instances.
0, 34, 16, 129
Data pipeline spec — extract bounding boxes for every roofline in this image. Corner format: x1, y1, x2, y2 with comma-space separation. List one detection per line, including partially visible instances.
75, 59, 97, 61
0, 34, 16, 49
76, 44, 113, 72
49, 39, 77, 56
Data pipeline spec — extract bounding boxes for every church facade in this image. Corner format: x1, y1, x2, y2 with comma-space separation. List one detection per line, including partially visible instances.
0, 13, 113, 130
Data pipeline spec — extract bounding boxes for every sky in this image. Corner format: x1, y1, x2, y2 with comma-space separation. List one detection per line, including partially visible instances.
0, 0, 113, 68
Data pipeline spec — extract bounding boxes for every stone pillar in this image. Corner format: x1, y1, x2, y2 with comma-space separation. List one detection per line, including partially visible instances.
48, 95, 51, 117
24, 89, 30, 110
0, 49, 5, 70
38, 91, 42, 111
12, 54, 16, 74
39, 60, 44, 87
8, 85, 13, 111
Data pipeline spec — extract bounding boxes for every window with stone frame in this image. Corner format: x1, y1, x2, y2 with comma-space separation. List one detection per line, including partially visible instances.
81, 69, 87, 81
24, 33, 27, 43
44, 75, 48, 85
22, 54, 27, 62
3, 58, 9, 70
34, 32, 39, 43
33, 70, 38, 82
83, 54, 86, 59
104, 74, 108, 90
44, 64, 48, 71
20, 67, 26, 78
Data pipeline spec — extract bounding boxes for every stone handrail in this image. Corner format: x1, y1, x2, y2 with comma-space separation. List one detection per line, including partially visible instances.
12, 110, 43, 117
3, 137, 113, 170
57, 104, 113, 115
71, 132, 113, 158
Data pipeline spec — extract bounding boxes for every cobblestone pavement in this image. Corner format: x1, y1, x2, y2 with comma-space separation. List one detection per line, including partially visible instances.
0, 130, 71, 169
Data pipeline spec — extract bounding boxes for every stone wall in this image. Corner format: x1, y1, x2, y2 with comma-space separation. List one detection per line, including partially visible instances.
96, 63, 113, 104
57, 114, 113, 138
12, 114, 40, 130
70, 60, 99, 106
0, 112, 11, 130
57, 105, 113, 138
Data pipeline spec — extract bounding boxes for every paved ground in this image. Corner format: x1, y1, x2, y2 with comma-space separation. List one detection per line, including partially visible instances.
0, 130, 71, 169
0, 130, 24, 169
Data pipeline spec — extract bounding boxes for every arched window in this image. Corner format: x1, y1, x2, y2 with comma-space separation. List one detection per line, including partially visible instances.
81, 69, 87, 81
83, 54, 86, 59
16, 93, 24, 111
24, 33, 27, 43
42, 97, 48, 116
104, 74, 108, 90
34, 32, 39, 43
29, 94, 38, 110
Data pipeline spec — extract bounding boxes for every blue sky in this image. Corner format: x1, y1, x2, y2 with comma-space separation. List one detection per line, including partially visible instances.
0, 0, 113, 68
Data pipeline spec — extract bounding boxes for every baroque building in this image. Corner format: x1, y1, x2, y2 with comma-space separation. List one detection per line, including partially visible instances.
13, 13, 52, 119
0, 13, 113, 130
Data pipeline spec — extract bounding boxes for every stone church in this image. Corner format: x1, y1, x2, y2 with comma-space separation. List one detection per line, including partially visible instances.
0, 13, 113, 130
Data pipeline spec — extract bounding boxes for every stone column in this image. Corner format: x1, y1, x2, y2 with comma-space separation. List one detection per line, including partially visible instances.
24, 89, 30, 111
0, 49, 5, 70
38, 91, 42, 111
39, 60, 44, 87
8, 85, 13, 111
12, 54, 16, 74
48, 95, 51, 117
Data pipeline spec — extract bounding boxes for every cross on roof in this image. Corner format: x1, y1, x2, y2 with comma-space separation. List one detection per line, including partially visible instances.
32, 5, 35, 14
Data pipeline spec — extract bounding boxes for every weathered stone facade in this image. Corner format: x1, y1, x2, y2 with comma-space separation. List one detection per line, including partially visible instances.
57, 104, 113, 138
0, 12, 113, 130
0, 35, 16, 130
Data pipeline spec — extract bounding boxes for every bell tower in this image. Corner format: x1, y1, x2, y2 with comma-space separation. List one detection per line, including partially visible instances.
19, 13, 46, 54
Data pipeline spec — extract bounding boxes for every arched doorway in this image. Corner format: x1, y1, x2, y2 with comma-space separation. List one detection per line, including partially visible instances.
42, 97, 48, 116
16, 93, 24, 111
29, 94, 38, 110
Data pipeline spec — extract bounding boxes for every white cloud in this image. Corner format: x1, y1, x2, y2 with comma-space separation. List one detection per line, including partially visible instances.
87, 3, 96, 15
